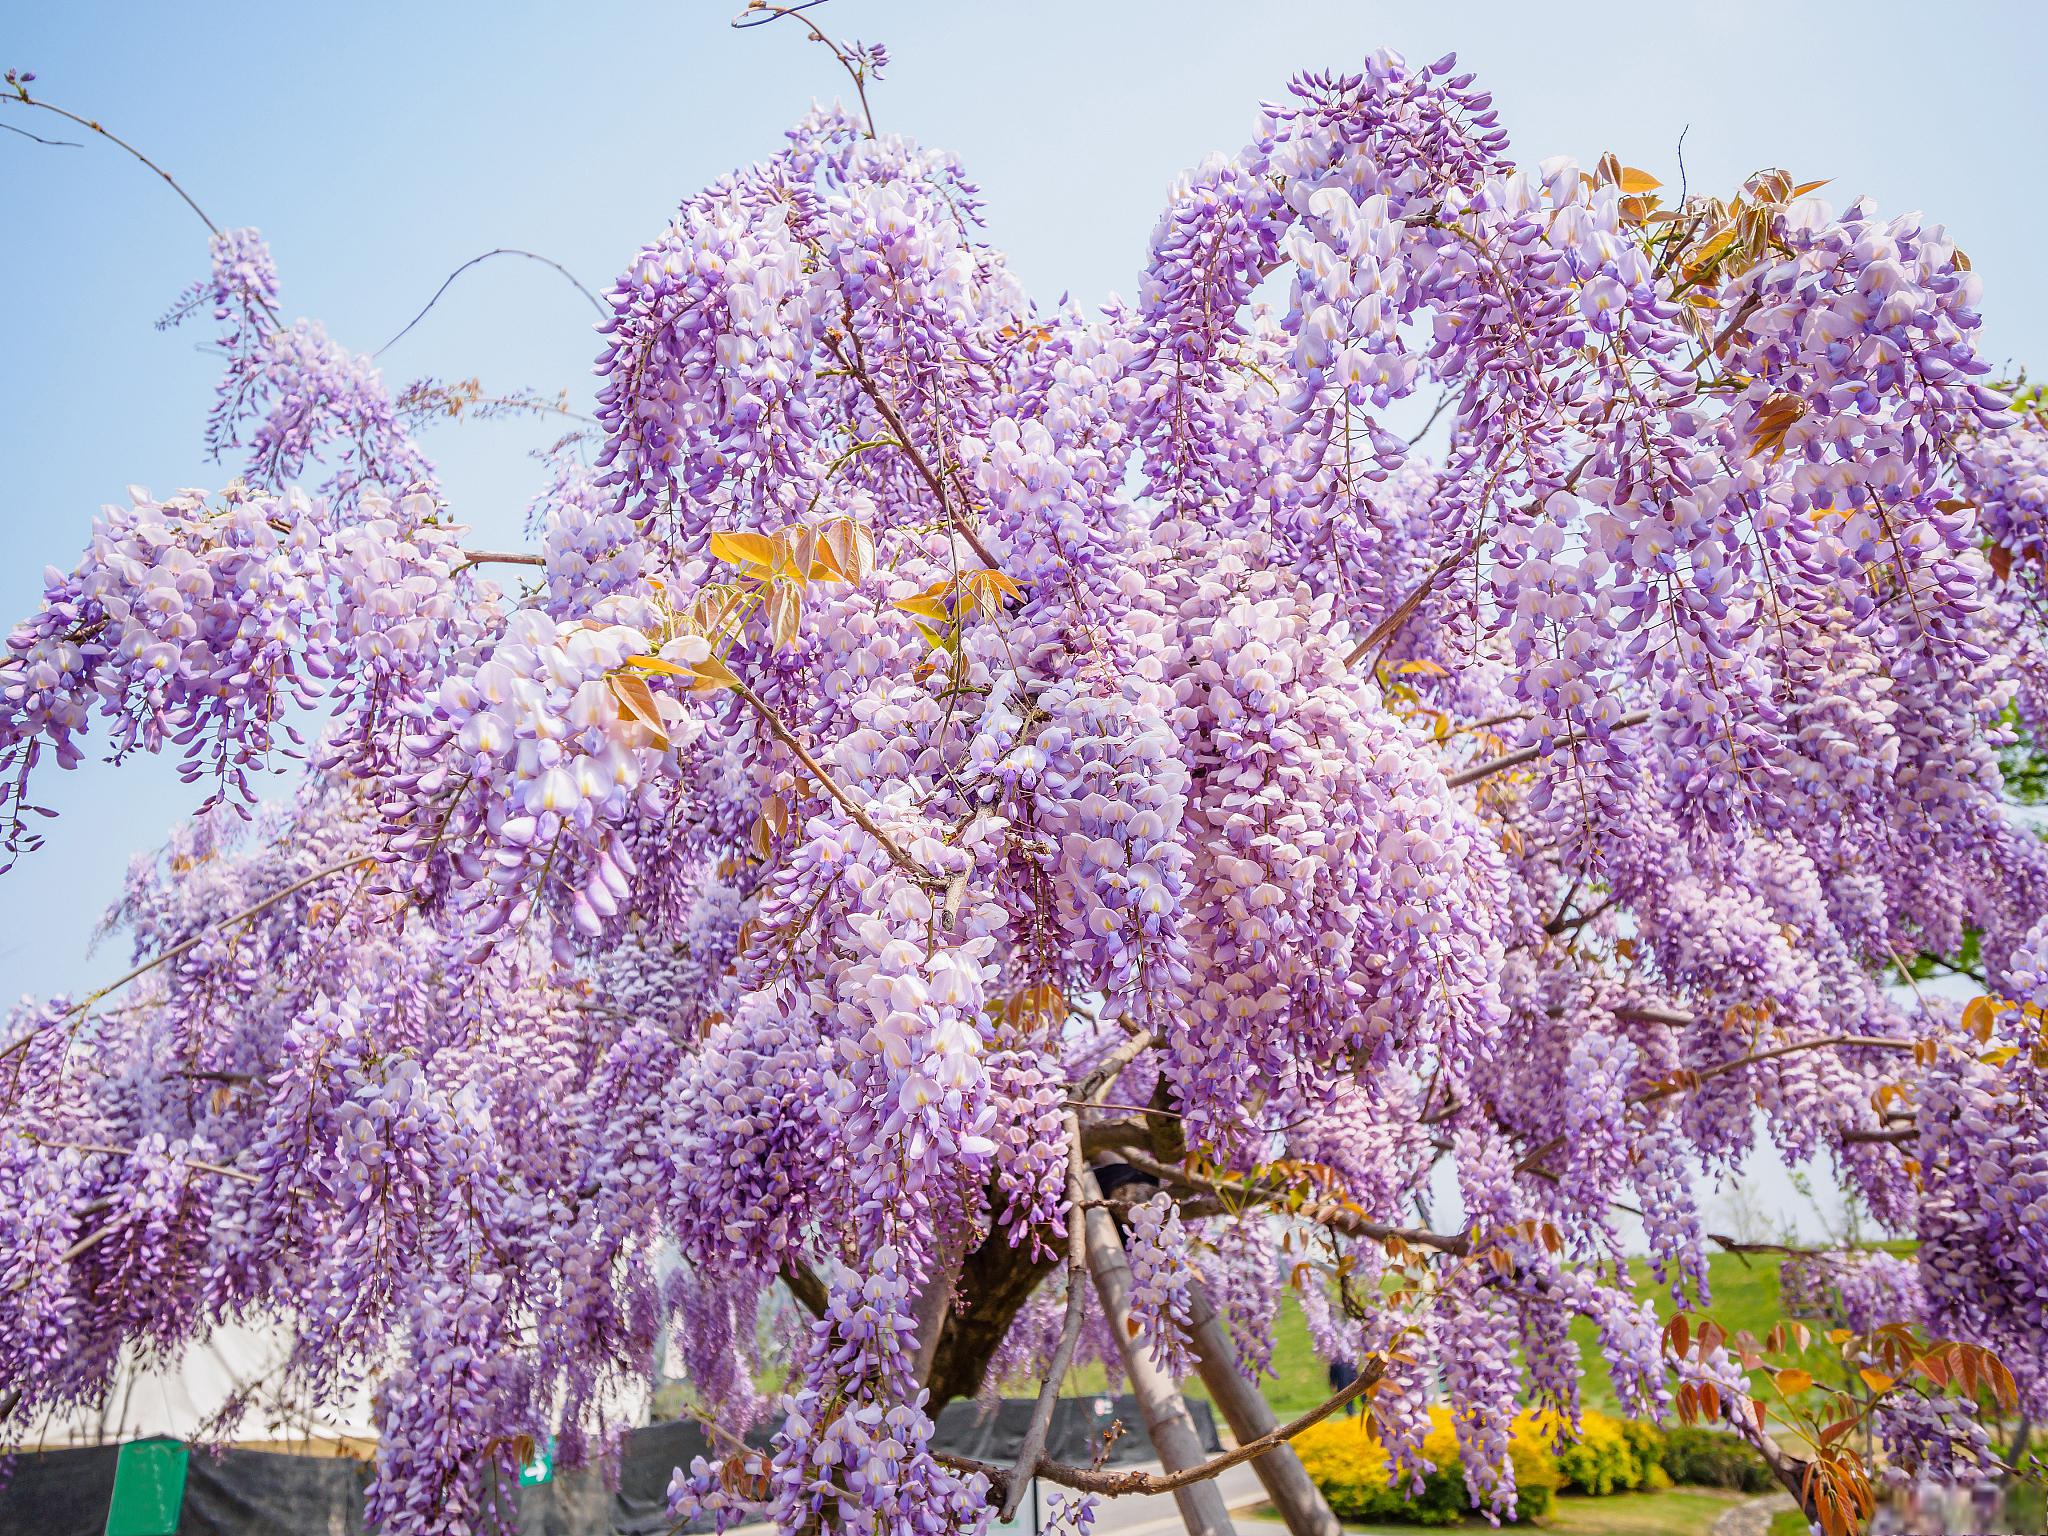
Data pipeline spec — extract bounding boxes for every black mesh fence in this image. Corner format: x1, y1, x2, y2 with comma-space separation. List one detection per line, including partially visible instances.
0, 1395, 1219, 1534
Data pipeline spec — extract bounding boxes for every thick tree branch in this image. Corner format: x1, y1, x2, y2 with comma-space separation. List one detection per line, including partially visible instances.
1115, 1148, 1471, 1256
780, 1262, 829, 1318
1073, 1029, 1157, 1101
947, 1353, 1386, 1504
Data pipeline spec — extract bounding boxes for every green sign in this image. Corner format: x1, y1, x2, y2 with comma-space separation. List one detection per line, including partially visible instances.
518, 1435, 556, 1486
105, 1437, 189, 1536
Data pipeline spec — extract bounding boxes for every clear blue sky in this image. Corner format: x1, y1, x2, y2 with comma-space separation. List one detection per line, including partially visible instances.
3, 2, 2041, 1019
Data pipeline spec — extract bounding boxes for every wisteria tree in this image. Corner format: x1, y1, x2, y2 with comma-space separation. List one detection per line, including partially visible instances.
4, 23, 2047, 1536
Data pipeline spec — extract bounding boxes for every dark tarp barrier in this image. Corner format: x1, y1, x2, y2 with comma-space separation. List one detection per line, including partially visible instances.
0, 1396, 1222, 1533
181, 1449, 369, 1535
0, 1442, 121, 1536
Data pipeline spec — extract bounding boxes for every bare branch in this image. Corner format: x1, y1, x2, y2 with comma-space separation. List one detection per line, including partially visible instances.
1073, 1030, 1157, 1102
1839, 1126, 1916, 1145
1116, 1148, 1471, 1257
997, 1109, 1093, 1521
1705, 1232, 1834, 1258
3, 82, 223, 235
0, 854, 375, 1064
1447, 709, 1652, 789
949, 1352, 1387, 1503
374, 248, 607, 358
0, 117, 80, 148
780, 1262, 829, 1317
453, 549, 548, 577
1514, 1032, 1918, 1174
823, 330, 1004, 572
728, 677, 935, 886
19, 1134, 256, 1186
732, 1, 879, 139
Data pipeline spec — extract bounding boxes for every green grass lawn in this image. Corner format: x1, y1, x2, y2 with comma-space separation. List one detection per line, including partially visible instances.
1061, 1294, 1332, 1415
1069, 1249, 1893, 1419
1245, 1488, 1750, 1536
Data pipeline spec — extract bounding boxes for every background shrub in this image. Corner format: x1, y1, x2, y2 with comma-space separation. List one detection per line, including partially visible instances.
1658, 1425, 1776, 1492
1552, 1410, 1669, 1495
1292, 1408, 1561, 1525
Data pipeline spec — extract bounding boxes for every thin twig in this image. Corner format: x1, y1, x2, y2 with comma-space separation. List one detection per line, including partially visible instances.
1704, 1233, 1833, 1259
3, 84, 222, 235
19, 1134, 257, 1186
453, 549, 548, 577
374, 248, 606, 358
1343, 444, 1599, 670
0, 854, 373, 1063
823, 330, 1003, 571
1117, 1148, 1471, 1256
0, 117, 80, 148
732, 1, 878, 139
728, 677, 934, 885
1447, 709, 1652, 789
1514, 1033, 1918, 1174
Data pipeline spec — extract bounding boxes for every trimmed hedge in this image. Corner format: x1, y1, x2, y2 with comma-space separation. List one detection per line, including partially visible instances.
1294, 1409, 1772, 1524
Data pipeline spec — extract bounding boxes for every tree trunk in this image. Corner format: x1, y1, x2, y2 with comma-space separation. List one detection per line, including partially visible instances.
1080, 1170, 1236, 1536
911, 1225, 969, 1388
1185, 1279, 1339, 1536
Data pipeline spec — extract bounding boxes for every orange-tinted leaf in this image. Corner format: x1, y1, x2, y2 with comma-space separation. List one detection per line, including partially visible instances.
1962, 995, 2000, 1042
765, 583, 802, 649
1618, 166, 1662, 194
1858, 1369, 1895, 1393
624, 654, 693, 677
1990, 1356, 2020, 1412
1775, 1367, 1813, 1395
608, 672, 670, 747
710, 530, 776, 570
691, 655, 741, 694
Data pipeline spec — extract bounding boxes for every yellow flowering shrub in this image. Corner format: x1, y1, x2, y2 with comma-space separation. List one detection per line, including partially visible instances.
1292, 1407, 1562, 1526
1548, 1409, 1670, 1495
